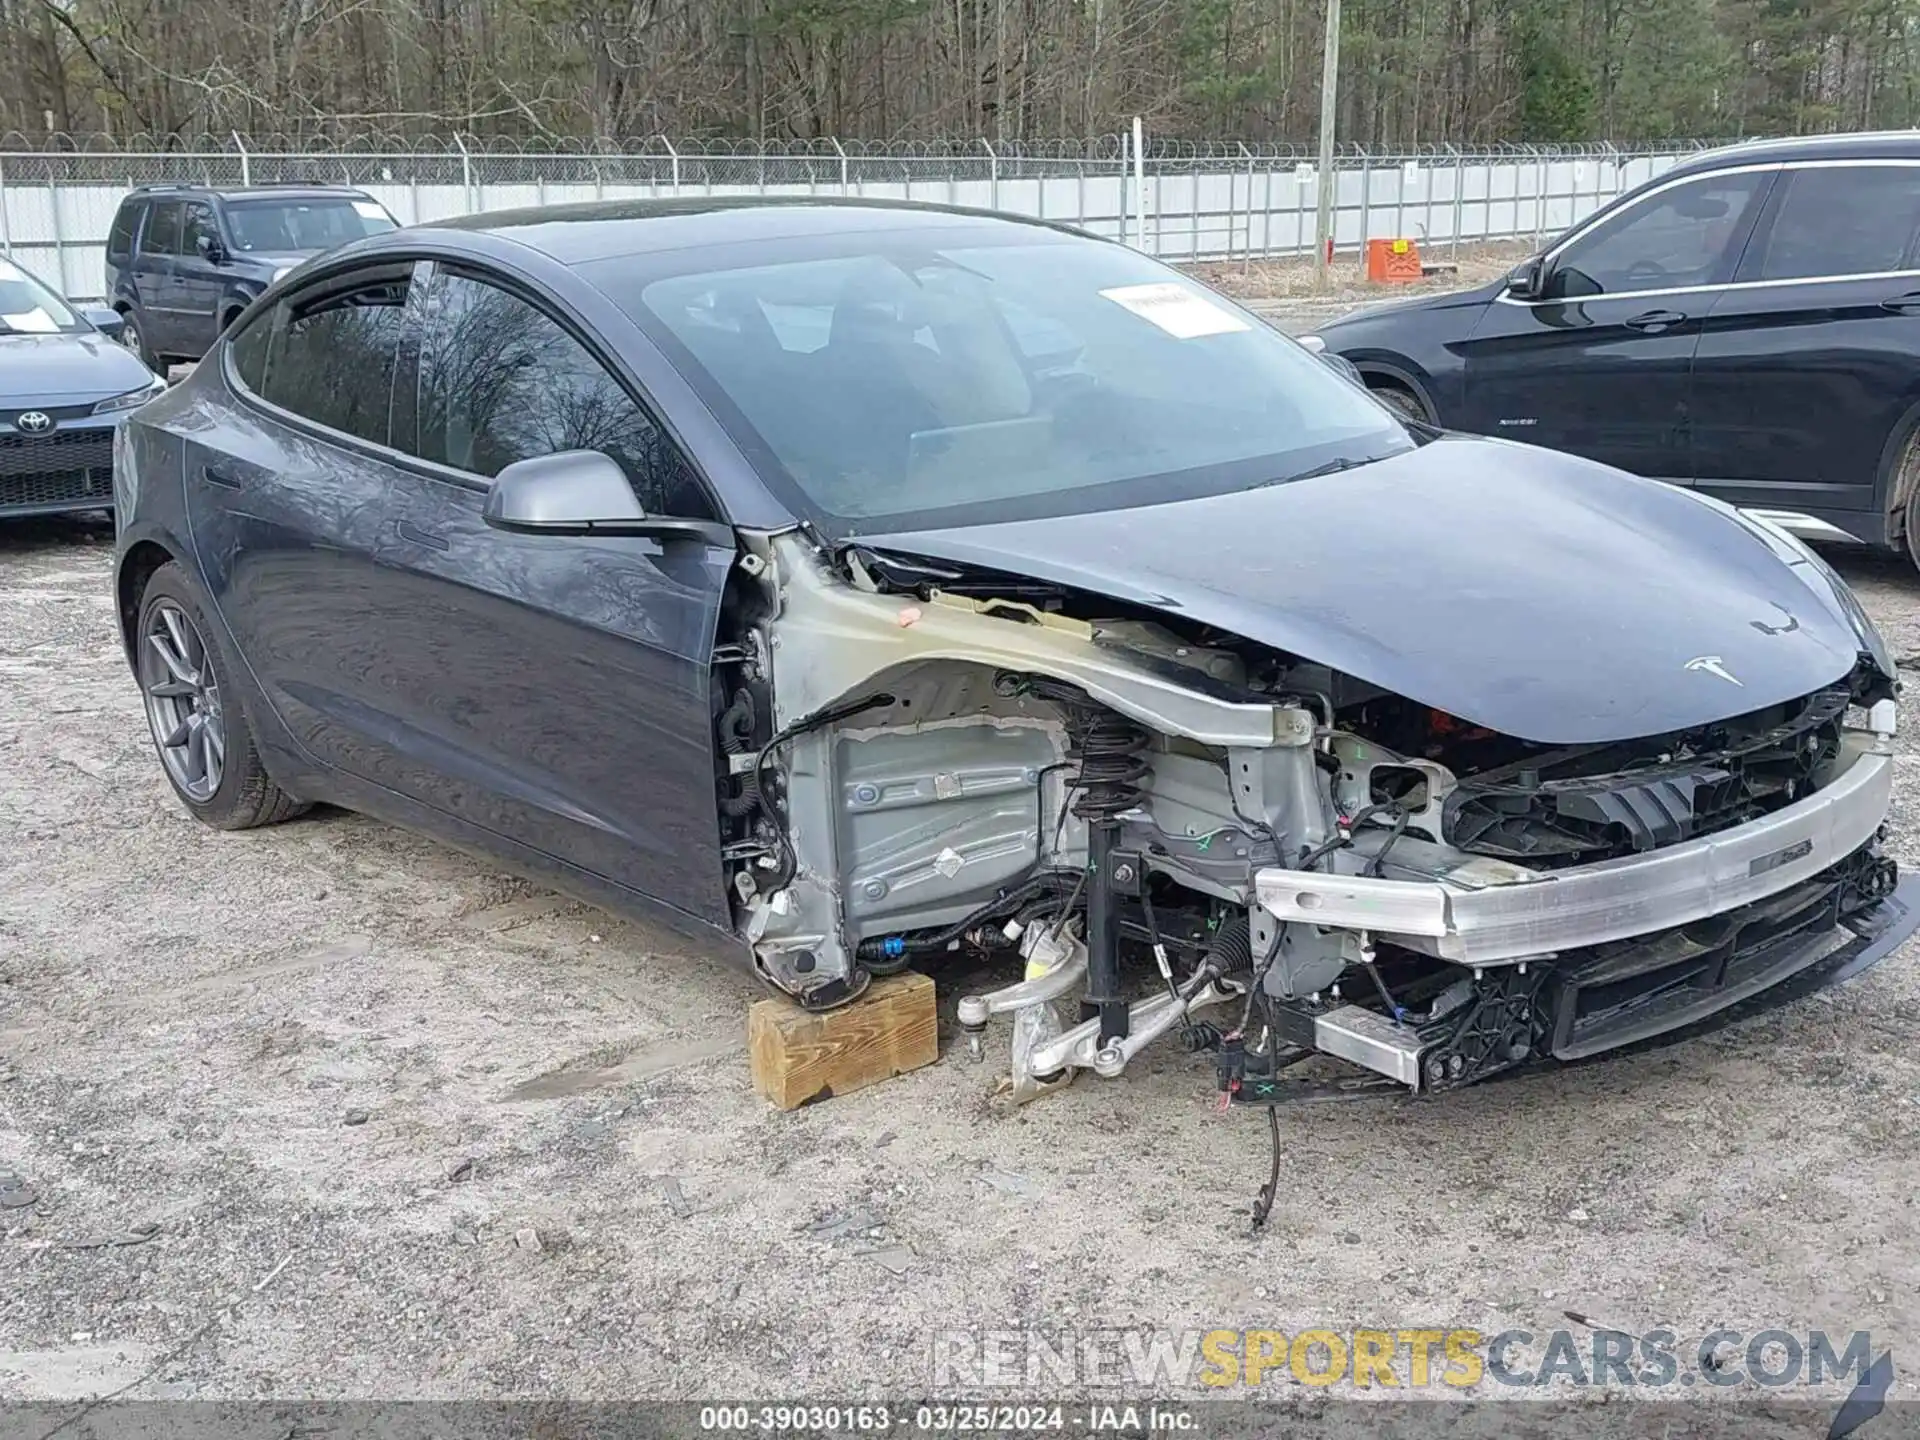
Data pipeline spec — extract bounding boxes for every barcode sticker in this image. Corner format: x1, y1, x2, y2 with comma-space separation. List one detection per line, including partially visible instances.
1099, 282, 1251, 339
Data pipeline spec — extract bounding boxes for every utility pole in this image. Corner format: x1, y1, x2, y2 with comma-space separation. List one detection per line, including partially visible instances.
1312, 0, 1341, 289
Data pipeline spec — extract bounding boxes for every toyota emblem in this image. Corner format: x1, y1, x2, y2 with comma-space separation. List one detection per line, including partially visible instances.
16, 411, 52, 434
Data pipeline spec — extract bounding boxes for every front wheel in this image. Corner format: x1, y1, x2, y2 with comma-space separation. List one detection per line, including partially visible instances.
1897, 430, 1920, 574
119, 310, 159, 372
135, 563, 308, 830
1369, 380, 1432, 426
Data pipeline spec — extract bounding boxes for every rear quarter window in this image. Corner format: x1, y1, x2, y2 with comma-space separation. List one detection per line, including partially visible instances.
107, 204, 139, 263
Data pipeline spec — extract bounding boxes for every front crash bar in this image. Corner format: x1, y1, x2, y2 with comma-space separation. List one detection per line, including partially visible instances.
1253, 747, 1893, 965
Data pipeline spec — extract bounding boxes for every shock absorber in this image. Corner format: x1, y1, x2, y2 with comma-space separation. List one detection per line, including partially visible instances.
1023, 679, 1150, 1044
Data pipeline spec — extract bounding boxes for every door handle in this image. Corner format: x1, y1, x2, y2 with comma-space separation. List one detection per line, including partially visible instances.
202, 463, 243, 490
394, 519, 450, 552
1880, 291, 1920, 314
1623, 309, 1687, 334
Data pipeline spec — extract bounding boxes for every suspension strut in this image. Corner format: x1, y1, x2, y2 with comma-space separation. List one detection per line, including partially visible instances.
1085, 821, 1129, 1042
1020, 678, 1150, 1045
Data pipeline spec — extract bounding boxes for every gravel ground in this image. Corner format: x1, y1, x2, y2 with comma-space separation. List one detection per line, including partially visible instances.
3, 313, 1918, 1413
1188, 241, 1535, 332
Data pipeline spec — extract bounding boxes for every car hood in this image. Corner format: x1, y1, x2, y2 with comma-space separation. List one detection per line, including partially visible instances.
1318, 282, 1497, 332
867, 437, 1870, 745
231, 250, 317, 273
0, 330, 155, 403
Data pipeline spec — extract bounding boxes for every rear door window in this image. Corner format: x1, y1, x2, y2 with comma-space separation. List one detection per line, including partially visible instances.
235, 263, 413, 446
1738, 165, 1920, 282
141, 202, 182, 257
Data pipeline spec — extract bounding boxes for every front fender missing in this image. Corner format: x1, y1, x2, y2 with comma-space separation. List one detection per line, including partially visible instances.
762, 533, 1297, 750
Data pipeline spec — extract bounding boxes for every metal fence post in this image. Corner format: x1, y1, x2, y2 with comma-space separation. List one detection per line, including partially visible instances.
1189, 154, 1200, 260
232, 131, 250, 186
49, 178, 68, 297
1355, 147, 1371, 256
1238, 142, 1254, 264
0, 154, 10, 257
1449, 144, 1463, 258
664, 137, 680, 196
982, 138, 998, 211
1132, 116, 1146, 253
454, 133, 473, 212
833, 137, 849, 196
1534, 147, 1547, 248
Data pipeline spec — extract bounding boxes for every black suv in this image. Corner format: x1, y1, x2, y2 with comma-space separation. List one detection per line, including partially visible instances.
104, 184, 397, 369
1306, 132, 1920, 567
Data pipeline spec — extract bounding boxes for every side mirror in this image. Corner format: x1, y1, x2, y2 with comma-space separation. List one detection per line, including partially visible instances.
1506, 257, 1546, 300
79, 304, 124, 338
482, 450, 729, 545
195, 234, 227, 263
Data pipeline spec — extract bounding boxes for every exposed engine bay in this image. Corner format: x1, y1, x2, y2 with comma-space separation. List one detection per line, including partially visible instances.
710, 530, 1912, 1129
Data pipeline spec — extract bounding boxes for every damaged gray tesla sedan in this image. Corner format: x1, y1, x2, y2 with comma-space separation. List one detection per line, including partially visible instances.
112, 198, 1917, 1109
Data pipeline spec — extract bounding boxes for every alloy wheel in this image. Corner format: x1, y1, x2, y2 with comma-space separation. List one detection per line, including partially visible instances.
139, 600, 226, 802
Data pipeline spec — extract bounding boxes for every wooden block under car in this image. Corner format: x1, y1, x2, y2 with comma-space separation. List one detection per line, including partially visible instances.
748, 971, 938, 1110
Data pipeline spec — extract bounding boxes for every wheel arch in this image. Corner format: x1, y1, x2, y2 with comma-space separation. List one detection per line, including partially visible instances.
115, 538, 181, 669
1349, 356, 1440, 424
1876, 394, 1920, 547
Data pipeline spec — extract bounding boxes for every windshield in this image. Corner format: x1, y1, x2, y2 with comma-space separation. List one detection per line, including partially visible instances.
0, 257, 83, 335
224, 197, 397, 253
601, 230, 1409, 534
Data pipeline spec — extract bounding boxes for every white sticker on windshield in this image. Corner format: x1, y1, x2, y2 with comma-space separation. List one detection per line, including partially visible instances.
1, 309, 57, 333
1099, 283, 1250, 340
352, 200, 391, 221
0, 258, 22, 283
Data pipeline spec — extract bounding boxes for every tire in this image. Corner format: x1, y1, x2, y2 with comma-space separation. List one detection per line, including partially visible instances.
1897, 430, 1920, 574
1369, 380, 1431, 425
134, 562, 309, 830
120, 309, 159, 372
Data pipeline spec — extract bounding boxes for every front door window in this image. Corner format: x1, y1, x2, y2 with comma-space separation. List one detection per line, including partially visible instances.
1548, 173, 1768, 299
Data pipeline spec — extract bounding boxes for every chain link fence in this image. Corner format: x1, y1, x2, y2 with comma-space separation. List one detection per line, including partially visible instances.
0, 133, 1720, 300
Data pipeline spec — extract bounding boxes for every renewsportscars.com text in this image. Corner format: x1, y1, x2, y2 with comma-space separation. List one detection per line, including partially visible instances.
930, 1327, 1878, 1390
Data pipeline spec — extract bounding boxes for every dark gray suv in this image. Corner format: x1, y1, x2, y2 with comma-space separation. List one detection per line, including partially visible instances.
104, 184, 397, 369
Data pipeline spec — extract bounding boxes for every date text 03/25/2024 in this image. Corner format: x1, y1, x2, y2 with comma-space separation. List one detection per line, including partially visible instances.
698, 1404, 1195, 1432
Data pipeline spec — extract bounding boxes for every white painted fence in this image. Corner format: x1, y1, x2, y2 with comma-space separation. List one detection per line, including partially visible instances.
0, 138, 1713, 301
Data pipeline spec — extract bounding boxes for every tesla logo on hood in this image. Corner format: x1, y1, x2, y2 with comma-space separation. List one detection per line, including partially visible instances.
1685, 655, 1744, 686
15, 411, 51, 434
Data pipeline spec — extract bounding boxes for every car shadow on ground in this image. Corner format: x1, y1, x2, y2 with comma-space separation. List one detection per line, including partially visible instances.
1828, 541, 1920, 587
0, 512, 115, 559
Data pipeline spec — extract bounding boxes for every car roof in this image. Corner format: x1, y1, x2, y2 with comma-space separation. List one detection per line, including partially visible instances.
1668, 130, 1920, 177
413, 196, 1096, 267
123, 184, 375, 204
